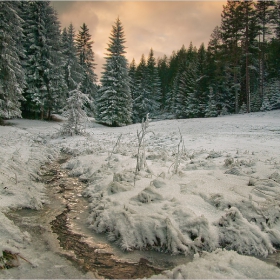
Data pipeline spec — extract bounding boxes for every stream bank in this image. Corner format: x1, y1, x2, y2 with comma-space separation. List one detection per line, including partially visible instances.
5, 155, 280, 279
5, 156, 186, 279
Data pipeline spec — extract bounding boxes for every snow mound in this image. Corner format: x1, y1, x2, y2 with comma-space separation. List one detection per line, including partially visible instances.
89, 202, 212, 254
0, 212, 30, 254
107, 181, 133, 194
136, 186, 163, 203
151, 249, 280, 279
269, 172, 280, 184
216, 207, 275, 257
87, 182, 217, 255
225, 167, 244, 176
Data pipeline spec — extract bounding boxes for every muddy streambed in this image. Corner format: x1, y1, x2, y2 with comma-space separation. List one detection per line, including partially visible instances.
6, 157, 189, 279
6, 156, 280, 278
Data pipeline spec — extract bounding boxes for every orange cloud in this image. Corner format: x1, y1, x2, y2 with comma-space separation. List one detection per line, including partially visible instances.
52, 1, 226, 80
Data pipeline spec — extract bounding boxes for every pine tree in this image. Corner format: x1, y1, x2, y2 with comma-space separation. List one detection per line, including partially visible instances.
157, 54, 170, 111
255, 1, 275, 102
184, 61, 200, 118
23, 1, 66, 119
260, 94, 272, 111
274, 1, 280, 39
96, 17, 132, 126
167, 45, 188, 116
220, 0, 243, 113
205, 87, 218, 117
267, 3, 280, 84
239, 102, 247, 114
61, 84, 89, 135
240, 0, 259, 113
207, 26, 234, 114
133, 54, 150, 123
220, 105, 230, 116
76, 23, 97, 107
166, 70, 179, 116
0, 1, 25, 119
265, 79, 280, 110
270, 80, 280, 110
173, 63, 188, 118
146, 48, 161, 117
61, 24, 84, 92
196, 43, 208, 117
129, 58, 139, 123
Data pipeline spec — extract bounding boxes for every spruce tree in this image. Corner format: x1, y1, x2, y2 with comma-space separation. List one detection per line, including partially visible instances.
240, 0, 259, 113
146, 49, 161, 117
129, 58, 139, 123
61, 84, 89, 135
184, 61, 200, 118
96, 17, 132, 126
260, 94, 272, 111
196, 43, 208, 117
270, 80, 280, 110
265, 79, 280, 110
76, 23, 97, 106
255, 1, 275, 102
23, 1, 66, 119
167, 72, 179, 116
157, 55, 171, 111
167, 45, 188, 116
133, 54, 150, 123
0, 1, 25, 119
62, 24, 84, 92
220, 0, 243, 113
274, 1, 280, 39
205, 87, 218, 117
173, 63, 188, 118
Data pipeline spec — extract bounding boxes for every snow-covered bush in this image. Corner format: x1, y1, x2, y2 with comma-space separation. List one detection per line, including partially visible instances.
88, 201, 215, 254
239, 103, 247, 114
134, 114, 153, 184
219, 105, 229, 116
260, 95, 272, 112
205, 87, 218, 117
151, 249, 280, 279
216, 207, 275, 257
60, 84, 89, 136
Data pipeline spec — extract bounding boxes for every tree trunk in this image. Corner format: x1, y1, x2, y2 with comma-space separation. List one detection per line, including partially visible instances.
245, 5, 251, 113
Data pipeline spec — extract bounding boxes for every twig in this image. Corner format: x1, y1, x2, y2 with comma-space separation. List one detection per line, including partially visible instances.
134, 113, 153, 186
109, 133, 122, 157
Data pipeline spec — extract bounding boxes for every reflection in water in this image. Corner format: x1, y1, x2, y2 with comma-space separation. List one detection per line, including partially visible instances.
7, 157, 280, 278
45, 157, 189, 278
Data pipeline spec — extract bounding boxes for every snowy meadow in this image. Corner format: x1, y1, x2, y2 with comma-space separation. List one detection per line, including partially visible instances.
1, 110, 280, 278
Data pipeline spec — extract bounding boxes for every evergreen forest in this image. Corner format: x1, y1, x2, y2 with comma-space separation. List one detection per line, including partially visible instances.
1, 1, 280, 126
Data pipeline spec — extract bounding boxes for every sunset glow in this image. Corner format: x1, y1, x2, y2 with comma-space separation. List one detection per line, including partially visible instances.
52, 1, 226, 79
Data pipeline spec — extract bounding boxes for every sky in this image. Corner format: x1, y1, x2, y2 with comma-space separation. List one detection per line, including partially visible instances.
51, 1, 226, 80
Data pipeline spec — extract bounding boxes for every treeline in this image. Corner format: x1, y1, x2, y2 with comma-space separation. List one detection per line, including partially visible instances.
0, 1, 97, 121
131, 0, 280, 121
1, 1, 280, 126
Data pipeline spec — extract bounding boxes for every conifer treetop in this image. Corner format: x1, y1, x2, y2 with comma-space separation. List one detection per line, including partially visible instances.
106, 17, 126, 57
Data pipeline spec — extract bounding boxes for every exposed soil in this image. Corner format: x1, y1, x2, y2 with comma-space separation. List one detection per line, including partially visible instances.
44, 156, 164, 279
7, 155, 279, 278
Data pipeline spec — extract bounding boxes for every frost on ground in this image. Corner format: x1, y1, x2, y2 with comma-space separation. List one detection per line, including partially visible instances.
151, 249, 280, 279
1, 111, 280, 278
0, 120, 94, 278
67, 111, 280, 258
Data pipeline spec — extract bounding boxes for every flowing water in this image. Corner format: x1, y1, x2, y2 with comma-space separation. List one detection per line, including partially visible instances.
6, 156, 280, 278
6, 156, 189, 279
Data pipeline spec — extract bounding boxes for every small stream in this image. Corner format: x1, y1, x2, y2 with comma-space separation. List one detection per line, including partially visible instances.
6, 156, 280, 278
7, 156, 189, 279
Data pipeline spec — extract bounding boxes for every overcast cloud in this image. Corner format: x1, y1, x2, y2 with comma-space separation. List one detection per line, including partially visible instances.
51, 1, 226, 80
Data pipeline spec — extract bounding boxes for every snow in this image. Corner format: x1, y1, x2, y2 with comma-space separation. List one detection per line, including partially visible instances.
1, 110, 280, 278
151, 249, 280, 279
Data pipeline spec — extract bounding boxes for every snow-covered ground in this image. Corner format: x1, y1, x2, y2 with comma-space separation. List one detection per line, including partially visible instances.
1, 110, 280, 278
